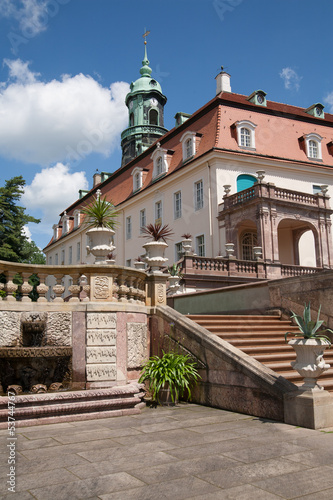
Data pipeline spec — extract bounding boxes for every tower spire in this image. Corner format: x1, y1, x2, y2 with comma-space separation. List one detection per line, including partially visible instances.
140, 30, 152, 77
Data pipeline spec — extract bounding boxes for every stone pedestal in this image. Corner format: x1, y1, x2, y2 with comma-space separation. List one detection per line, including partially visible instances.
284, 389, 333, 429
145, 273, 168, 307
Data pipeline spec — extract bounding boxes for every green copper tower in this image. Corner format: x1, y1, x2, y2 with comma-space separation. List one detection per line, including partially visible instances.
121, 34, 168, 166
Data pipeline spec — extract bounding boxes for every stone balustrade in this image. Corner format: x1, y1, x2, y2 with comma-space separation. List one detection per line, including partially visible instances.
0, 261, 147, 304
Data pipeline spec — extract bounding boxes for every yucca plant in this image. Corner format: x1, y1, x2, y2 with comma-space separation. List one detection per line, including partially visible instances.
141, 222, 174, 242
168, 263, 183, 277
81, 195, 119, 230
139, 350, 201, 403
181, 233, 192, 239
285, 303, 333, 344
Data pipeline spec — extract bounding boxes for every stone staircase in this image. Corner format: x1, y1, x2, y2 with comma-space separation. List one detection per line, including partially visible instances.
187, 314, 333, 392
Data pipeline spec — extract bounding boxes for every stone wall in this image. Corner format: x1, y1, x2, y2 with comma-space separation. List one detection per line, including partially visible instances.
151, 306, 297, 421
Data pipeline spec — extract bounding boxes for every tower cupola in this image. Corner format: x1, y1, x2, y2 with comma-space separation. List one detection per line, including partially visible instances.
121, 34, 168, 166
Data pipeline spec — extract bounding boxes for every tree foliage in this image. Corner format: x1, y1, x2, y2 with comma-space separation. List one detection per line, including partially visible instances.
0, 176, 42, 263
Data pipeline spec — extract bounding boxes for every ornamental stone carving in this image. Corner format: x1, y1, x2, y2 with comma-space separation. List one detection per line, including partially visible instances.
46, 312, 71, 346
86, 364, 117, 381
86, 347, 116, 364
93, 276, 110, 299
0, 312, 20, 346
87, 313, 116, 329
127, 323, 148, 369
86, 330, 117, 346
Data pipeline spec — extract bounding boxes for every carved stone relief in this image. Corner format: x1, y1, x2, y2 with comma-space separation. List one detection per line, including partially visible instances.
86, 364, 117, 381
93, 276, 110, 299
0, 312, 20, 346
86, 347, 116, 364
86, 329, 116, 346
127, 322, 147, 369
46, 312, 71, 346
86, 313, 117, 381
87, 313, 116, 329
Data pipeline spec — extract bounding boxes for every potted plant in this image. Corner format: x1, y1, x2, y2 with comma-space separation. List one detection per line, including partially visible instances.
167, 263, 183, 294
81, 193, 119, 264
141, 222, 174, 273
181, 233, 192, 255
139, 350, 200, 405
285, 303, 333, 390
134, 256, 146, 270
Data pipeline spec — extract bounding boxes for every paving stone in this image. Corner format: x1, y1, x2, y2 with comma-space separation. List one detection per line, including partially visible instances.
1, 453, 89, 477
68, 451, 178, 478
0, 491, 35, 500
189, 484, 283, 499
52, 427, 142, 444
99, 475, 222, 500
252, 465, 333, 499
29, 472, 145, 500
3, 467, 77, 494
283, 448, 333, 467
20, 438, 119, 460
17, 437, 60, 450
223, 441, 308, 463
295, 488, 333, 499
197, 457, 309, 490
78, 440, 176, 463
129, 454, 239, 484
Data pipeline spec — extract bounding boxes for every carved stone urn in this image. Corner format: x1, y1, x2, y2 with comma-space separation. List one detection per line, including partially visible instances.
168, 276, 181, 295
143, 241, 168, 274
182, 238, 192, 256
86, 227, 115, 264
289, 339, 331, 390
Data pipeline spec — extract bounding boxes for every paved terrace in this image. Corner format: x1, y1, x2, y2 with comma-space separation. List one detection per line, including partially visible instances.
1, 404, 333, 499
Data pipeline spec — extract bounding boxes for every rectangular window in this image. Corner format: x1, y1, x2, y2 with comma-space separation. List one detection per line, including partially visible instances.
155, 201, 162, 224
126, 216, 132, 239
49, 256, 52, 265
61, 249, 65, 265
140, 209, 146, 233
194, 180, 203, 210
55, 253, 58, 265
196, 235, 205, 257
174, 191, 182, 219
313, 185, 322, 194
68, 246, 72, 264
126, 259, 131, 267
76, 242, 81, 262
175, 242, 183, 261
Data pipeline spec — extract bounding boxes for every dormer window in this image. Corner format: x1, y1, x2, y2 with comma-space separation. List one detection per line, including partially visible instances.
304, 133, 323, 160
53, 224, 59, 241
74, 209, 81, 228
180, 131, 196, 161
62, 212, 69, 235
235, 120, 257, 149
131, 167, 143, 192
151, 143, 169, 179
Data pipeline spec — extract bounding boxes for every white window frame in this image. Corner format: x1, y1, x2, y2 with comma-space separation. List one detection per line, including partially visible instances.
76, 242, 81, 262
151, 144, 169, 179
140, 209, 146, 233
131, 167, 143, 191
195, 234, 205, 257
155, 201, 163, 224
180, 131, 196, 161
174, 191, 182, 219
235, 120, 257, 149
305, 133, 323, 160
126, 216, 132, 240
175, 242, 183, 261
53, 224, 59, 241
62, 212, 69, 235
194, 180, 204, 211
55, 253, 58, 265
73, 210, 81, 228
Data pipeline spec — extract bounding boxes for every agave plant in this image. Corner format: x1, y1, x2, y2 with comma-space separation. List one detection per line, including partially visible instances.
181, 233, 192, 239
285, 303, 333, 344
168, 263, 183, 277
138, 350, 201, 403
81, 195, 119, 230
141, 222, 174, 242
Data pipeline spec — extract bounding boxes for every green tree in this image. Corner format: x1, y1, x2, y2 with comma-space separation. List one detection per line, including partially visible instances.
0, 176, 41, 262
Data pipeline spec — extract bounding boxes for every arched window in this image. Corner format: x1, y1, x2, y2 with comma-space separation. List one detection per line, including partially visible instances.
241, 231, 258, 260
130, 113, 134, 126
240, 128, 251, 147
308, 140, 318, 159
149, 109, 158, 125
237, 174, 257, 192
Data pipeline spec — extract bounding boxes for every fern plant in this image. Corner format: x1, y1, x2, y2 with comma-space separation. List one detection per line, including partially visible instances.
285, 303, 332, 345
139, 351, 201, 403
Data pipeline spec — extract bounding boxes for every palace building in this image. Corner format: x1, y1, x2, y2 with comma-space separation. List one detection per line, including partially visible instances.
44, 43, 333, 290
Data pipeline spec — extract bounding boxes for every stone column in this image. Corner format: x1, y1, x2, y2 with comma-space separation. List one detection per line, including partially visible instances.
145, 273, 168, 307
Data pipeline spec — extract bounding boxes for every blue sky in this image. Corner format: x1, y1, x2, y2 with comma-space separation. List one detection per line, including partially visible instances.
0, 0, 332, 249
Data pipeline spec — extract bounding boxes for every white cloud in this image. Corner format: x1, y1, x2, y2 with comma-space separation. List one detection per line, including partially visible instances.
324, 92, 333, 113
0, 0, 49, 36
280, 67, 302, 91
22, 225, 32, 241
0, 60, 130, 165
22, 163, 89, 234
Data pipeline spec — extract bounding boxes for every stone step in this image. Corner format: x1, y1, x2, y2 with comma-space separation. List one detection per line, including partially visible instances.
0, 384, 144, 428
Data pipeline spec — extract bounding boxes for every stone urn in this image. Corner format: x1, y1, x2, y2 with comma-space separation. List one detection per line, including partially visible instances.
143, 241, 168, 274
134, 261, 146, 271
182, 238, 192, 256
168, 275, 181, 295
225, 242, 235, 257
86, 227, 115, 264
289, 338, 331, 390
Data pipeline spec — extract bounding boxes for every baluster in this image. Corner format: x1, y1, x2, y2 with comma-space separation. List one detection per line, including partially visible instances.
21, 272, 33, 302
36, 272, 49, 302
68, 273, 81, 302
127, 276, 135, 303
52, 273, 65, 302
4, 271, 18, 302
117, 274, 129, 303
79, 274, 90, 302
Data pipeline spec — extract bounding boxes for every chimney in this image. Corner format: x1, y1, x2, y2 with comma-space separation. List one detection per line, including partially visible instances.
93, 171, 101, 187
215, 68, 231, 94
